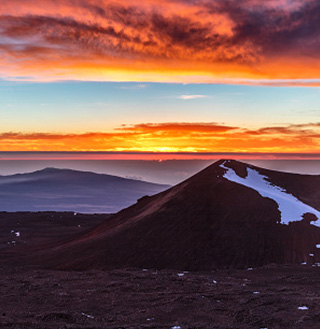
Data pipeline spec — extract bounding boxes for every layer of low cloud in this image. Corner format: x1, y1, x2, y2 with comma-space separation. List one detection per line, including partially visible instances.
1, 122, 320, 153
0, 0, 320, 83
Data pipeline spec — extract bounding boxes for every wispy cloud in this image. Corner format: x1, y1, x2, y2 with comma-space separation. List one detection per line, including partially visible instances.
119, 84, 147, 90
177, 95, 209, 100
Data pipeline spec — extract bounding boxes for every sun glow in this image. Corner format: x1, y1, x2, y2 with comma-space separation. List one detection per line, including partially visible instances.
2, 122, 320, 153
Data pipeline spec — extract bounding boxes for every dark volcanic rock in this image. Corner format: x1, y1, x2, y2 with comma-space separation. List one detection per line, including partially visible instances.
26, 160, 320, 270
3, 265, 320, 329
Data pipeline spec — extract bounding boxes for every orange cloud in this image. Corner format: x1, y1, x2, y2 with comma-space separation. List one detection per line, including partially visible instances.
1, 122, 320, 153
1, 0, 320, 84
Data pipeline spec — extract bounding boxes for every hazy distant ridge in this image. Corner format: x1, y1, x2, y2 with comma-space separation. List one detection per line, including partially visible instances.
0, 168, 170, 213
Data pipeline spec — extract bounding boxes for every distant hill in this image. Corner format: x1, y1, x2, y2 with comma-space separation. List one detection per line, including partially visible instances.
32, 160, 320, 270
0, 168, 170, 213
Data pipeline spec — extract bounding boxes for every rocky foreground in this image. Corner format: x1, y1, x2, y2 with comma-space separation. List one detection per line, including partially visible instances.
2, 196, 320, 329
1, 264, 320, 329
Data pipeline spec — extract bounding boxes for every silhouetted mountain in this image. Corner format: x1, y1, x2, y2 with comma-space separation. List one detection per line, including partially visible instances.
29, 160, 320, 270
0, 168, 170, 213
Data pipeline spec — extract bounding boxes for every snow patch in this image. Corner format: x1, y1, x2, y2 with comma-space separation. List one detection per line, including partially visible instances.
298, 306, 309, 310
81, 312, 94, 319
316, 244, 320, 249
220, 161, 320, 225
177, 273, 184, 277
15, 232, 20, 237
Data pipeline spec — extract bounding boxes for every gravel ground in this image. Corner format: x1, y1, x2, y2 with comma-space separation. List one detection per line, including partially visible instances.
1, 264, 320, 329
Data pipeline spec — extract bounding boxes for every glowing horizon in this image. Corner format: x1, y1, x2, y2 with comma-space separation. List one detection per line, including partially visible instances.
3, 151, 320, 161
2, 121, 320, 154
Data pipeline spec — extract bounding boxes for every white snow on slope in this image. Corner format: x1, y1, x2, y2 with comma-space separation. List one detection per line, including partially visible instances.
220, 161, 320, 226
298, 306, 309, 310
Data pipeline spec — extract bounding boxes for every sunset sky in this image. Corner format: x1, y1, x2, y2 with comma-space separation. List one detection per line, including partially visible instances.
1, 0, 320, 155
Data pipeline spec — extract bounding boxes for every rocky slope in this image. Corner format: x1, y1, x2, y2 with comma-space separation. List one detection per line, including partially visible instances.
27, 160, 320, 270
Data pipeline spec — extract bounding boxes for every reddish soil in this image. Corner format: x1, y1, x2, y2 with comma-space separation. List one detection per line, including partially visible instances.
1, 264, 320, 328
1, 211, 320, 328
0, 211, 109, 249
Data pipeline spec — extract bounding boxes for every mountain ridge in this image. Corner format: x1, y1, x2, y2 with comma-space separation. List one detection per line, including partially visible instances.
0, 167, 170, 213
1, 166, 163, 182
25, 159, 320, 270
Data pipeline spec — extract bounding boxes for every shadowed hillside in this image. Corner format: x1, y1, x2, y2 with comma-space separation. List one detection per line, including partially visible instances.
25, 160, 320, 270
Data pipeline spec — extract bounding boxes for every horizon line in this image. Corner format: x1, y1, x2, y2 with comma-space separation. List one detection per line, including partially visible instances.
2, 151, 320, 161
